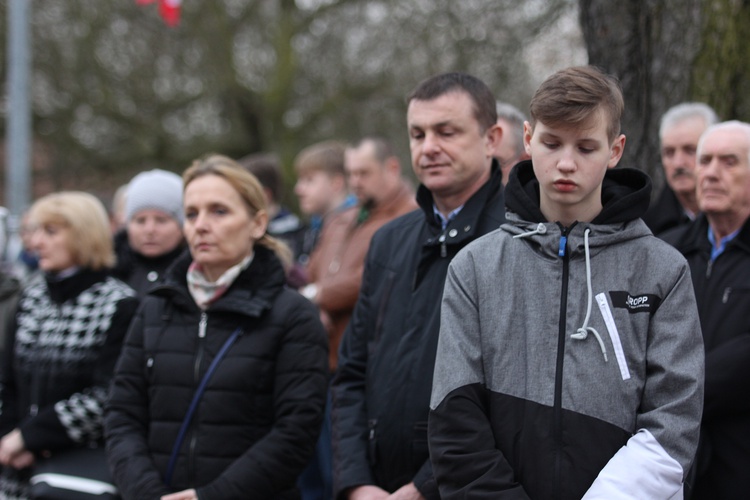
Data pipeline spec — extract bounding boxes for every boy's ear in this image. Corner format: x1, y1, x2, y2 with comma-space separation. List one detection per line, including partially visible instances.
523, 121, 533, 156
607, 134, 626, 169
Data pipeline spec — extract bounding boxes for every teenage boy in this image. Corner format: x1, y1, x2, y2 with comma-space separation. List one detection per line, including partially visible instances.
292, 140, 352, 499
293, 140, 353, 266
428, 66, 704, 499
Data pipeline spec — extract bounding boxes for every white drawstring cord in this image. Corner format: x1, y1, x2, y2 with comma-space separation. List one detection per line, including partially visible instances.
513, 222, 547, 239
570, 228, 608, 362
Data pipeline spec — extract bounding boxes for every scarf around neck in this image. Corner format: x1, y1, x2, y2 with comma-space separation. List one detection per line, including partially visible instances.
187, 254, 253, 309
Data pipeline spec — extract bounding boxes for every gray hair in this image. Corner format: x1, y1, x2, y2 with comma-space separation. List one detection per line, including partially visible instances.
697, 120, 750, 164
496, 101, 527, 158
659, 102, 718, 140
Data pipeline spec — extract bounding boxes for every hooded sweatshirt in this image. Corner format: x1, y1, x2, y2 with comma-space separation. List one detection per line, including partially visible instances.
428, 161, 704, 500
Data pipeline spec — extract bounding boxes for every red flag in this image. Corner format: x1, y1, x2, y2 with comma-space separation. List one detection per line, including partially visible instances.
136, 0, 181, 27
160, 0, 181, 27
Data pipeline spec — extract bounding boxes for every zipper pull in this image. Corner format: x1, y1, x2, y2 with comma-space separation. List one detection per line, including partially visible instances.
30, 404, 38, 417
706, 260, 713, 278
722, 287, 732, 303
558, 235, 567, 257
199, 312, 207, 338
439, 233, 447, 258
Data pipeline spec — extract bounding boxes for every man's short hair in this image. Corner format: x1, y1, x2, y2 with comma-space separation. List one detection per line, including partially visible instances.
407, 72, 497, 133
698, 120, 750, 164
529, 66, 624, 142
238, 152, 283, 201
294, 140, 346, 177
659, 102, 718, 140
349, 136, 394, 164
496, 102, 527, 158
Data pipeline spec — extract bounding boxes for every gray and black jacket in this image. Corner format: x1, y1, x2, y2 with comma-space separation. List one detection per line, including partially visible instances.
429, 161, 704, 499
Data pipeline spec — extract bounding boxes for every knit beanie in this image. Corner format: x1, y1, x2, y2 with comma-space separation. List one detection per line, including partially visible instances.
125, 169, 184, 224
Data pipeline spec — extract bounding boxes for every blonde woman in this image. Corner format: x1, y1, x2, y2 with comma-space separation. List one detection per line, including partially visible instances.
0, 192, 137, 499
105, 155, 328, 500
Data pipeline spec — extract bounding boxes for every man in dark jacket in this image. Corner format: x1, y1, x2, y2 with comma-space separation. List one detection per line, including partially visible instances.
643, 102, 717, 236
331, 73, 505, 500
663, 120, 750, 499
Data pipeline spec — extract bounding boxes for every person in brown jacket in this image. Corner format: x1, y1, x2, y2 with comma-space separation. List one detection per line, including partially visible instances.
298, 137, 416, 500
302, 137, 416, 372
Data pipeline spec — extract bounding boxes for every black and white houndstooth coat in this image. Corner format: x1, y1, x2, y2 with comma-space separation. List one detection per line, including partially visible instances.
0, 269, 138, 499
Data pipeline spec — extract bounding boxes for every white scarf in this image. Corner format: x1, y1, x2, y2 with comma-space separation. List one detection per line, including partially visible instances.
186, 254, 253, 309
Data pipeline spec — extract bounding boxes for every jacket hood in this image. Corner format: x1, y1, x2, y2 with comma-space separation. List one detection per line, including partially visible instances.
505, 160, 652, 225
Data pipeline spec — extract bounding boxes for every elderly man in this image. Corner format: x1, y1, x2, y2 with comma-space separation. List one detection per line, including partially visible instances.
331, 73, 505, 500
663, 121, 750, 499
643, 103, 718, 235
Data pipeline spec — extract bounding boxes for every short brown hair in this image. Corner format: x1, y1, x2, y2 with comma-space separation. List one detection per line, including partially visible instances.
293, 140, 346, 177
407, 72, 497, 133
183, 154, 292, 268
349, 136, 395, 164
529, 66, 624, 142
238, 152, 283, 201
28, 191, 115, 270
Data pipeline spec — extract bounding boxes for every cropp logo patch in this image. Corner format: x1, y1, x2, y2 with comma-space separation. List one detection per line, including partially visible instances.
609, 291, 661, 314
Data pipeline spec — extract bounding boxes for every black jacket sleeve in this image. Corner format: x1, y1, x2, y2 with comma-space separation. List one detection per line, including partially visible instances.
0, 307, 20, 437
331, 249, 379, 499
105, 304, 171, 499
703, 332, 750, 418
428, 263, 530, 499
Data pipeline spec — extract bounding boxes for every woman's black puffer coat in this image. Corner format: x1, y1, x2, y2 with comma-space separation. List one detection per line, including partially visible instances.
105, 245, 328, 499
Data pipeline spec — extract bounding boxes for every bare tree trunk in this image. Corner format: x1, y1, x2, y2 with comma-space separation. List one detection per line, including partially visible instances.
691, 0, 750, 122
579, 0, 703, 191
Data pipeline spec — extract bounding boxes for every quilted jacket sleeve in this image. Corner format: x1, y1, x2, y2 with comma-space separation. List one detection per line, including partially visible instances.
105, 303, 172, 499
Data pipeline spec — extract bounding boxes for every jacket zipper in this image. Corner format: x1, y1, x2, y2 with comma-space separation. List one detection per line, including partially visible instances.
194, 312, 207, 380
367, 419, 378, 466
188, 311, 207, 483
29, 371, 40, 417
553, 225, 570, 499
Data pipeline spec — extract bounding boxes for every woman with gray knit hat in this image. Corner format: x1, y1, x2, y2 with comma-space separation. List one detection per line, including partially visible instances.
113, 169, 186, 297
